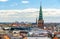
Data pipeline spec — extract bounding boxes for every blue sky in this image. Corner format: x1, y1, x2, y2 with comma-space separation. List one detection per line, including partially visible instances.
0, 0, 40, 10
0, 0, 60, 10
0, 0, 60, 23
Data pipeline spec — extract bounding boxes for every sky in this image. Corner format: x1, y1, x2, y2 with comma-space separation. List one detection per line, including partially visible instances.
0, 0, 60, 23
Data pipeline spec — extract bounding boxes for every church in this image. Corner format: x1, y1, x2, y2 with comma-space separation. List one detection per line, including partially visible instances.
38, 3, 44, 29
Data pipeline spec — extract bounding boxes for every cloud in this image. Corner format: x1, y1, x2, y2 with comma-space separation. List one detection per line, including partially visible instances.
0, 8, 60, 22
22, 0, 29, 4
0, 0, 8, 2
43, 9, 60, 16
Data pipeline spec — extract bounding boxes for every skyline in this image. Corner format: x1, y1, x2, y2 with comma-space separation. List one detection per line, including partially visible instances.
0, 0, 60, 23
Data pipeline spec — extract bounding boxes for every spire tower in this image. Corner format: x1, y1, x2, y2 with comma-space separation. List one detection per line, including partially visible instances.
39, 4, 43, 20
38, 1, 44, 29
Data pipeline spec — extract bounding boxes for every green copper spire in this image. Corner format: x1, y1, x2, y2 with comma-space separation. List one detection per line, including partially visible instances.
39, 4, 43, 20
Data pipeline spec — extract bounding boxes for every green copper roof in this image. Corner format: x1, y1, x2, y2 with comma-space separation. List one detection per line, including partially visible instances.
39, 5, 43, 20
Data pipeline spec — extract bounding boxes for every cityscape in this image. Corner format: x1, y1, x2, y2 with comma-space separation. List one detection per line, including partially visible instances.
0, 0, 60, 39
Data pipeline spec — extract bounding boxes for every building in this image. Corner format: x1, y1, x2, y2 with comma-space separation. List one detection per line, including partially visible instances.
56, 24, 60, 32
38, 3, 44, 29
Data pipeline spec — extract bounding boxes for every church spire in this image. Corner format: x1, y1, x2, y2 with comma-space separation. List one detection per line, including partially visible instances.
38, 0, 44, 29
36, 18, 37, 24
39, 1, 43, 20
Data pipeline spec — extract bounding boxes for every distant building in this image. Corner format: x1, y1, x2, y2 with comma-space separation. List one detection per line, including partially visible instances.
12, 22, 20, 26
32, 23, 37, 27
56, 24, 60, 32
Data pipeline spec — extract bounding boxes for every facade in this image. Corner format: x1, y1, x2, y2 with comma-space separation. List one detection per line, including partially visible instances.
38, 4, 44, 29
56, 24, 60, 32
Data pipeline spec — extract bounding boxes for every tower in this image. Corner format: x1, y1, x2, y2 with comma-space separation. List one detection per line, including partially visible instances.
38, 2, 44, 29
36, 18, 38, 25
